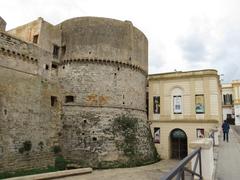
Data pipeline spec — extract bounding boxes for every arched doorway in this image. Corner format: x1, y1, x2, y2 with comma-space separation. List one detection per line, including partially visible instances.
170, 128, 188, 159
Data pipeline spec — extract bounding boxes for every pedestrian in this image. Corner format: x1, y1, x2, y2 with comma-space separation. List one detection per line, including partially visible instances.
222, 120, 230, 142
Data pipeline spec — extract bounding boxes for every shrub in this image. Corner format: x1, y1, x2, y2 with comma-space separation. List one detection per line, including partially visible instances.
52, 145, 61, 154
55, 156, 67, 170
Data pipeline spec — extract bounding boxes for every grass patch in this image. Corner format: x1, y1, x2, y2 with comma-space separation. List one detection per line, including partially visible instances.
0, 156, 68, 179
0, 166, 57, 179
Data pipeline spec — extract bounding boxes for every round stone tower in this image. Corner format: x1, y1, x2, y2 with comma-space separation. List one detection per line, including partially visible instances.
58, 17, 158, 168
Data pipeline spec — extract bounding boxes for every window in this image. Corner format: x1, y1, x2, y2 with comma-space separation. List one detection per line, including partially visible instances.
45, 64, 49, 70
196, 128, 204, 138
65, 96, 74, 103
195, 94, 205, 114
227, 114, 232, 119
223, 94, 232, 105
173, 95, 182, 114
154, 127, 160, 143
153, 96, 160, 114
53, 45, 60, 58
33, 34, 39, 44
52, 63, 58, 69
51, 96, 57, 107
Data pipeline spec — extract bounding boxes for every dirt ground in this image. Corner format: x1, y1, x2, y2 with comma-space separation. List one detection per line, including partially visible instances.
59, 160, 178, 180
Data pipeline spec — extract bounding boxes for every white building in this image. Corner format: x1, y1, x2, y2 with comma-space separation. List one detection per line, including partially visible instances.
148, 69, 222, 159
222, 80, 240, 125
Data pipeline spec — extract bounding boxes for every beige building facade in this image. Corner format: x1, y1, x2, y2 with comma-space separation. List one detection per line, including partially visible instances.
222, 80, 240, 125
148, 69, 222, 159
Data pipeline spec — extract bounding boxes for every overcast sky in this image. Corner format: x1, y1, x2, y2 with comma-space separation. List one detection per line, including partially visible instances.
1, 0, 240, 83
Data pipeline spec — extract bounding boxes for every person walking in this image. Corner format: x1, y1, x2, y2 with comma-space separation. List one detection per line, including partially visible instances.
222, 120, 230, 142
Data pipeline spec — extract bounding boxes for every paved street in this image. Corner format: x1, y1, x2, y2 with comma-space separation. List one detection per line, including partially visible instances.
58, 160, 178, 180
216, 126, 240, 180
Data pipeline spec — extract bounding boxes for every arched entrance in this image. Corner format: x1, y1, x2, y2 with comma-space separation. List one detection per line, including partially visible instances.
170, 128, 188, 159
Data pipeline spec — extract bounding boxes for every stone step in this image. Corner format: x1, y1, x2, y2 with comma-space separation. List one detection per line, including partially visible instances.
6, 167, 93, 180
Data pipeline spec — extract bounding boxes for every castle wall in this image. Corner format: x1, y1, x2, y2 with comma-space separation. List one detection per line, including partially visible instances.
0, 16, 158, 171
0, 32, 61, 172
0, 32, 57, 80
58, 61, 146, 110
60, 17, 148, 73
7, 18, 42, 44
7, 18, 62, 55
0, 66, 61, 172
38, 21, 62, 55
58, 17, 158, 168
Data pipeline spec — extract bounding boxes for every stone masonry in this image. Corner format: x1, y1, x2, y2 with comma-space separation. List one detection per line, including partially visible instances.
0, 16, 159, 172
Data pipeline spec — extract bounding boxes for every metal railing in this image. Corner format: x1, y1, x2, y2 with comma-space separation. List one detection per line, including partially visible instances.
161, 147, 202, 180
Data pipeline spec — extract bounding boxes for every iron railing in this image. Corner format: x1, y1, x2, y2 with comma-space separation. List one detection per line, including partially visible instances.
161, 147, 202, 180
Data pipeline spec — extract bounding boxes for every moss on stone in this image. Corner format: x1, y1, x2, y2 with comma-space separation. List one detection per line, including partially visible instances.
113, 115, 138, 158
112, 115, 160, 168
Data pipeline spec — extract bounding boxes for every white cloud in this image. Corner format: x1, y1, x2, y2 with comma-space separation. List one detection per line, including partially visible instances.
1, 0, 240, 82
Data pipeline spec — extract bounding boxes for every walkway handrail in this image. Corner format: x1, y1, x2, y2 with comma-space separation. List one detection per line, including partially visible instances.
161, 147, 202, 180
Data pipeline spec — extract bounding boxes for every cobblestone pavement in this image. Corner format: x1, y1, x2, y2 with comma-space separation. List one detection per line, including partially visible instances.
59, 160, 178, 180
215, 127, 240, 180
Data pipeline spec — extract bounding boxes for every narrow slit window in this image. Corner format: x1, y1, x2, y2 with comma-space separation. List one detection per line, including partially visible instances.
45, 64, 49, 70
53, 45, 60, 58
33, 34, 39, 44
51, 96, 57, 107
52, 63, 58, 69
65, 96, 74, 103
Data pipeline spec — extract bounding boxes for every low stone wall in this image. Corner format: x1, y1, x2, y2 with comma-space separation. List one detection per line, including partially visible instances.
0, 153, 54, 173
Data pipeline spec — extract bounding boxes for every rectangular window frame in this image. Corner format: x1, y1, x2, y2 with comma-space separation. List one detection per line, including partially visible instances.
173, 95, 182, 114
65, 96, 74, 103
195, 94, 205, 114
196, 128, 204, 138
153, 96, 160, 114
53, 45, 60, 58
33, 34, 39, 44
223, 94, 233, 105
154, 127, 160, 144
51, 96, 57, 107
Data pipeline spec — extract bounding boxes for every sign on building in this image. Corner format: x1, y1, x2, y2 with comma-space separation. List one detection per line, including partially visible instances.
153, 96, 160, 114
173, 95, 182, 114
195, 94, 205, 114
154, 127, 160, 143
